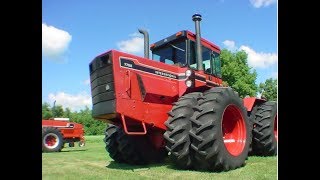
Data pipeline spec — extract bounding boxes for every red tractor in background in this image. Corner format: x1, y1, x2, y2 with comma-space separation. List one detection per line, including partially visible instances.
42, 118, 86, 152
89, 14, 277, 171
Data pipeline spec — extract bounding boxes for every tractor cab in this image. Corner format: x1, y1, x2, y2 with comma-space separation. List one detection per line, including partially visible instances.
150, 30, 222, 79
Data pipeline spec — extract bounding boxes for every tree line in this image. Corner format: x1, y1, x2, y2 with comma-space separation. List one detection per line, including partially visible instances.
42, 49, 277, 135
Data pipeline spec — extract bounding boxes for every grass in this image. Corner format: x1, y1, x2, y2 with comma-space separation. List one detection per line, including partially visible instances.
42, 135, 277, 180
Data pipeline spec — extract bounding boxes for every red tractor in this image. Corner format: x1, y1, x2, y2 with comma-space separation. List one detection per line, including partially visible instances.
42, 118, 86, 152
89, 14, 277, 171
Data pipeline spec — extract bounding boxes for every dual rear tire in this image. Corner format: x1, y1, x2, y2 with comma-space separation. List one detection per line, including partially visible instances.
164, 87, 251, 171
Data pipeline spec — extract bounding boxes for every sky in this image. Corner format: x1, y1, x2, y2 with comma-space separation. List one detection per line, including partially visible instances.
42, 0, 277, 111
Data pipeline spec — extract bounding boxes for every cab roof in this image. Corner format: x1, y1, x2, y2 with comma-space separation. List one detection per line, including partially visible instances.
150, 30, 220, 53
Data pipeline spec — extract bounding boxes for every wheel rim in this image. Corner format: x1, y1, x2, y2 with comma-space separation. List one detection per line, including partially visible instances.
79, 141, 85, 147
43, 133, 59, 149
222, 104, 246, 156
274, 114, 278, 141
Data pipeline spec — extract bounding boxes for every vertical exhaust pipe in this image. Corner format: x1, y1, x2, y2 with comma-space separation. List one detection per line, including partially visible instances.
52, 100, 56, 118
192, 14, 203, 71
138, 29, 149, 59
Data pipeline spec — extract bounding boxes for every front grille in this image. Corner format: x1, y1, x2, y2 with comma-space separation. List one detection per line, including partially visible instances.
89, 52, 116, 117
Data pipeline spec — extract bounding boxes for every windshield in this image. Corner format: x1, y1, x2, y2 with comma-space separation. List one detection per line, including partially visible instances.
152, 39, 187, 67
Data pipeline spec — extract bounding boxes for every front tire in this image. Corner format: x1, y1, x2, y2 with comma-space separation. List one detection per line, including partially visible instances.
189, 87, 250, 171
163, 92, 202, 169
42, 127, 64, 152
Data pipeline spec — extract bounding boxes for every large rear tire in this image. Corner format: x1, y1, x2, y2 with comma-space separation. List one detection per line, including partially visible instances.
42, 127, 64, 153
189, 87, 250, 171
248, 105, 258, 156
163, 92, 202, 169
104, 124, 124, 163
251, 101, 277, 156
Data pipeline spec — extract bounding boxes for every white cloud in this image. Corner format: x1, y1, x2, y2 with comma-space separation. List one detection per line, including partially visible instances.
117, 33, 144, 54
83, 79, 90, 85
250, 0, 276, 8
42, 23, 72, 61
223, 40, 237, 51
222, 39, 278, 69
239, 45, 277, 68
48, 91, 91, 111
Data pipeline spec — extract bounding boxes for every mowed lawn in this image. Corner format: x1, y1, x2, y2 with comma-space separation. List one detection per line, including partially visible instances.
42, 135, 277, 180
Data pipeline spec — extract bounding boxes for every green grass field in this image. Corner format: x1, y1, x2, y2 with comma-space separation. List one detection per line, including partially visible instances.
42, 135, 277, 180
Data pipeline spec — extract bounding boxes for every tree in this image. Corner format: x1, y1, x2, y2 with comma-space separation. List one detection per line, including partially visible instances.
220, 49, 258, 97
42, 102, 53, 119
70, 106, 105, 135
63, 107, 72, 118
259, 78, 277, 101
52, 104, 64, 117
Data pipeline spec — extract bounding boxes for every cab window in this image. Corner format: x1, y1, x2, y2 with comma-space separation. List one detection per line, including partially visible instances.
152, 39, 187, 66
189, 40, 221, 78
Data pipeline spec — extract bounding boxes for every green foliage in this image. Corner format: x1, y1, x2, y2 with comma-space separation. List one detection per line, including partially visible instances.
42, 102, 53, 119
259, 78, 277, 101
52, 105, 64, 117
220, 49, 258, 97
70, 106, 106, 135
63, 107, 72, 118
42, 103, 105, 135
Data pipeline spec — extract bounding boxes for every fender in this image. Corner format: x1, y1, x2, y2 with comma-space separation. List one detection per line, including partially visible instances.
243, 97, 266, 112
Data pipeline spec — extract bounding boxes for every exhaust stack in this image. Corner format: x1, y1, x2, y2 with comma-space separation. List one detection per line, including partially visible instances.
138, 29, 149, 59
192, 14, 203, 71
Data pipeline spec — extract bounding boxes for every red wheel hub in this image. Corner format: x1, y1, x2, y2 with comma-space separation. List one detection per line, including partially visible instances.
45, 135, 57, 147
274, 115, 278, 141
222, 104, 246, 156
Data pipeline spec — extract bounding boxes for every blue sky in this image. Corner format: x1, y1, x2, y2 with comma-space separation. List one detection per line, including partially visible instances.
42, 0, 277, 111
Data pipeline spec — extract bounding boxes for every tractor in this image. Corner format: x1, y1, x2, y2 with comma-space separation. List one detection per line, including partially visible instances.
88, 14, 277, 171
42, 118, 86, 152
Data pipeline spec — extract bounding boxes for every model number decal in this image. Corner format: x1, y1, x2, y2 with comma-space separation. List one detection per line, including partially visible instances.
120, 58, 179, 80
154, 70, 177, 79
123, 62, 133, 68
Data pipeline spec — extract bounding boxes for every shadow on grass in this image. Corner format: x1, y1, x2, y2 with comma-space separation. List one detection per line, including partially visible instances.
59, 149, 87, 153
106, 158, 173, 172
105, 158, 213, 173
106, 157, 248, 173
164, 163, 218, 173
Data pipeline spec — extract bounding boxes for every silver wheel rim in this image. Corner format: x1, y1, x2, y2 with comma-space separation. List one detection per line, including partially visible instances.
43, 133, 60, 149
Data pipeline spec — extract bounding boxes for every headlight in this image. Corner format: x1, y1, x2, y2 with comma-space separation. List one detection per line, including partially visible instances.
185, 80, 192, 87
185, 69, 192, 77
